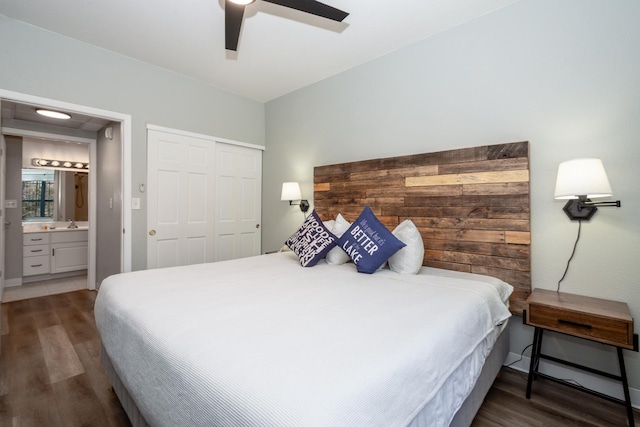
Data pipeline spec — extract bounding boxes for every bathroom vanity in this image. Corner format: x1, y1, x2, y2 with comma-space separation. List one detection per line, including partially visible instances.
23, 227, 88, 277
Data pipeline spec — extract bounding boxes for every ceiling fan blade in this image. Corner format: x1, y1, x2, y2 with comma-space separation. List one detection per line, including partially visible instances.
262, 0, 348, 22
225, 0, 246, 51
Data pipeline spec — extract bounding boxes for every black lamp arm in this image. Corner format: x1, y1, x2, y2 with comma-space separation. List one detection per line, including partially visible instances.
289, 199, 310, 212
562, 195, 621, 221
581, 200, 621, 208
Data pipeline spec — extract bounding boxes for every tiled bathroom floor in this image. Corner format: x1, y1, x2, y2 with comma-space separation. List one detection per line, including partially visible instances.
1, 275, 88, 303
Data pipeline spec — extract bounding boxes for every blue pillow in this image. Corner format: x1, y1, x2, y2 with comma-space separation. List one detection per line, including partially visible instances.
285, 210, 338, 267
337, 206, 406, 274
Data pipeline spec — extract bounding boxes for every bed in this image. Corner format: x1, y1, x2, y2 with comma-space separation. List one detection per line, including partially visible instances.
95, 141, 531, 427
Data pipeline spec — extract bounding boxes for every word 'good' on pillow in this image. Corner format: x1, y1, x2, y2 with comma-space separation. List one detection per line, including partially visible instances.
325, 213, 352, 265
337, 206, 406, 274
285, 210, 338, 267
388, 219, 424, 274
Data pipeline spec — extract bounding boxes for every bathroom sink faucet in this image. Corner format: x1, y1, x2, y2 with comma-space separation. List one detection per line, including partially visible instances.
67, 219, 78, 229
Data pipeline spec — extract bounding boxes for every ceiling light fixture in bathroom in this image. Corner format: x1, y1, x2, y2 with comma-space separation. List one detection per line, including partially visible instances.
36, 109, 72, 120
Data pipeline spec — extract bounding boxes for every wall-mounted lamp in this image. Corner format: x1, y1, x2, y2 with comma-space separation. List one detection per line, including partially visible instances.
554, 158, 621, 220
281, 182, 309, 213
32, 158, 89, 171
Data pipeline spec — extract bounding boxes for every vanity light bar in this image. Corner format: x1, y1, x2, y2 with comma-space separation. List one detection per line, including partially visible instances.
32, 158, 89, 170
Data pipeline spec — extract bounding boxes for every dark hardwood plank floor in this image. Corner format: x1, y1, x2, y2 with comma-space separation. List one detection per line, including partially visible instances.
473, 367, 638, 427
1, 290, 130, 427
1, 290, 637, 426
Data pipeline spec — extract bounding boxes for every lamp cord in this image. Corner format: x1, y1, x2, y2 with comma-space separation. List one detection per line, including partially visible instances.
557, 219, 582, 292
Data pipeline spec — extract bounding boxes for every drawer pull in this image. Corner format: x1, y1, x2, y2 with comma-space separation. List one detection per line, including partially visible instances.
31, 238, 43, 241
31, 249, 43, 253
558, 318, 592, 329
31, 264, 43, 267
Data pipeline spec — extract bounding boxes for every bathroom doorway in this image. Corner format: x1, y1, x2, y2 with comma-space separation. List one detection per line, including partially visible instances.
0, 89, 132, 296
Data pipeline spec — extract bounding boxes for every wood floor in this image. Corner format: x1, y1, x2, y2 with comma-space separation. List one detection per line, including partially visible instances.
472, 368, 638, 426
1, 290, 637, 426
1, 290, 130, 426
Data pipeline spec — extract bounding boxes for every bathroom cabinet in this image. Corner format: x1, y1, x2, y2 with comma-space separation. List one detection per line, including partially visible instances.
23, 230, 88, 276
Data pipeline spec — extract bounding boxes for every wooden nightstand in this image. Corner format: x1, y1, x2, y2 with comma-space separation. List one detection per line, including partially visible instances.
524, 289, 638, 426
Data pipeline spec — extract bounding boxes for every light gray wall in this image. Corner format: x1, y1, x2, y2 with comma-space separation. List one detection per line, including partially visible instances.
22, 138, 89, 168
96, 122, 122, 287
0, 14, 265, 271
264, 0, 640, 390
4, 136, 23, 280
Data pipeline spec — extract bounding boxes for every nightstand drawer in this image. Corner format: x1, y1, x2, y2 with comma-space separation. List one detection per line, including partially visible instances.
528, 304, 633, 348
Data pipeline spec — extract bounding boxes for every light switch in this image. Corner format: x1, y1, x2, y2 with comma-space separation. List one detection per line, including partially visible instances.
132, 197, 141, 210
5, 200, 17, 208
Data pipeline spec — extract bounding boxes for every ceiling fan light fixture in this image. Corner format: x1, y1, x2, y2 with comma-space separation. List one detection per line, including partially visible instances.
224, 0, 349, 52
36, 109, 72, 120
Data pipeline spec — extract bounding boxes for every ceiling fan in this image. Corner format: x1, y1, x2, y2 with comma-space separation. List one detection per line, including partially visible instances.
225, 0, 349, 51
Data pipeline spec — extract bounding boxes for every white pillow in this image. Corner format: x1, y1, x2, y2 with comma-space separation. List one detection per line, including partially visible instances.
388, 219, 424, 274
325, 213, 352, 265
323, 220, 335, 232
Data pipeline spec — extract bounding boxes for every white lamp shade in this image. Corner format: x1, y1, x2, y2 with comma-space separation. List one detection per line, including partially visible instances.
281, 182, 302, 201
554, 158, 613, 200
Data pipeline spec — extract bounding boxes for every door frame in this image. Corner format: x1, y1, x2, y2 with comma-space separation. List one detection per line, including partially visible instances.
0, 134, 5, 297
0, 89, 133, 288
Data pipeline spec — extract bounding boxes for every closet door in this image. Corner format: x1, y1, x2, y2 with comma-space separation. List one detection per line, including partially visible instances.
147, 129, 216, 269
147, 129, 262, 269
214, 142, 262, 261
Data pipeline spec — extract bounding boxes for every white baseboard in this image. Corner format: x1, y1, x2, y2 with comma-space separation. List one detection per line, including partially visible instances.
505, 351, 640, 410
4, 278, 22, 288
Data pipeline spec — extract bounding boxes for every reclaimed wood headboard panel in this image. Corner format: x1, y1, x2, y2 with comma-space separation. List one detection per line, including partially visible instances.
314, 141, 531, 315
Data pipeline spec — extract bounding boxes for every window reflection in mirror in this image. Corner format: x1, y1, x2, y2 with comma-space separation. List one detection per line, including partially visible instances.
21, 169, 88, 222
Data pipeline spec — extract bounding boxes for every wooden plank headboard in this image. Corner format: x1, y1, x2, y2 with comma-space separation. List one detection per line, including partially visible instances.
313, 141, 531, 315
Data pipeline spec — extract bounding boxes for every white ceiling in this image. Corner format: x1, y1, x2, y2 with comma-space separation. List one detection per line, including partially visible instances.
0, 0, 518, 102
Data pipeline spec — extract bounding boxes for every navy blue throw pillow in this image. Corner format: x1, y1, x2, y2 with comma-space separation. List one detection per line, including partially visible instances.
337, 206, 406, 274
285, 210, 338, 267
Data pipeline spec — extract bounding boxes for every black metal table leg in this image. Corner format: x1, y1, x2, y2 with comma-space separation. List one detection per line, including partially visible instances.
617, 347, 635, 427
526, 327, 543, 399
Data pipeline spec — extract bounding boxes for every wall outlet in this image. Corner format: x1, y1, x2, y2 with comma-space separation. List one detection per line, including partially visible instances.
5, 200, 17, 208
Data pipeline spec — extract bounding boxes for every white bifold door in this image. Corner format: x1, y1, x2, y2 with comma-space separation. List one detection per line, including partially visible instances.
214, 142, 262, 261
147, 129, 262, 269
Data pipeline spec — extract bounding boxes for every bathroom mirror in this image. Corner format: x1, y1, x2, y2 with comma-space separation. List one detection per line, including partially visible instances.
22, 168, 89, 222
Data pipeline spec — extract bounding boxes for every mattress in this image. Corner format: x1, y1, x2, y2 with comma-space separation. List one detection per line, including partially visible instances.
95, 252, 512, 427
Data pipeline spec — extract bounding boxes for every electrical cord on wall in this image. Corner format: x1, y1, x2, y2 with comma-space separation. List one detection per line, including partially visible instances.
504, 343, 532, 368
556, 219, 582, 292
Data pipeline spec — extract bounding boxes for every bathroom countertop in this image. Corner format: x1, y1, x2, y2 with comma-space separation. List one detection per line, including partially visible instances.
23, 225, 89, 233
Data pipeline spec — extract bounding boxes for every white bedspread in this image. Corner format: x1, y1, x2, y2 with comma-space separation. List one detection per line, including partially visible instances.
95, 252, 512, 427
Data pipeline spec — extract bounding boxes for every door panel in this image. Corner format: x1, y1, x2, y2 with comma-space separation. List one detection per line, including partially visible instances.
147, 130, 215, 269
215, 143, 262, 261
